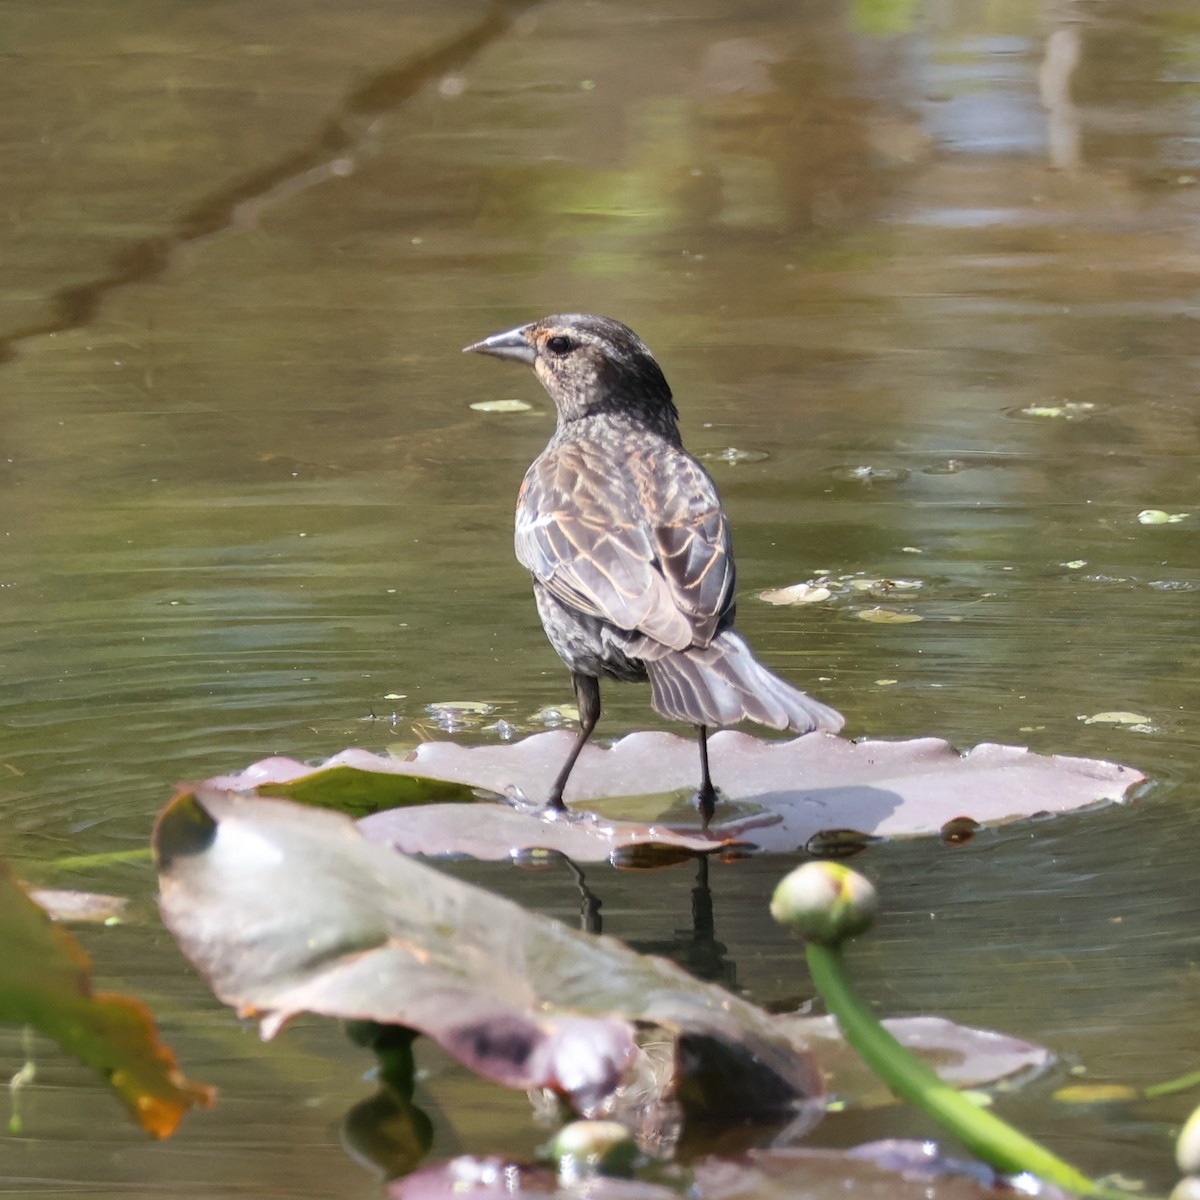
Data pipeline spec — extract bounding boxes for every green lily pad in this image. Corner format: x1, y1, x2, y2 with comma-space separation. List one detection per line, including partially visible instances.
257, 764, 479, 815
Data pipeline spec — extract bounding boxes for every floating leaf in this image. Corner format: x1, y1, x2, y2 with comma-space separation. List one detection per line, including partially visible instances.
154, 790, 1053, 1144
1053, 1084, 1138, 1104
1017, 401, 1095, 420
153, 788, 820, 1130
798, 1015, 1049, 1109
207, 732, 1145, 855
257, 763, 478, 815
530, 704, 580, 726
469, 399, 533, 413
1080, 712, 1151, 727
857, 607, 923, 624
1137, 509, 1188, 525
389, 1140, 1075, 1200
0, 858, 212, 1137
25, 888, 129, 924
358, 802, 748, 862
849, 578, 922, 593
758, 583, 833, 605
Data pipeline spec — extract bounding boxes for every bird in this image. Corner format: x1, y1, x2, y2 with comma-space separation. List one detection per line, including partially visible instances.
463, 314, 843, 824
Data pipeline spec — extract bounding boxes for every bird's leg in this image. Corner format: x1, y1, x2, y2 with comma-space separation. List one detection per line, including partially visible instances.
545, 673, 601, 812
695, 724, 718, 828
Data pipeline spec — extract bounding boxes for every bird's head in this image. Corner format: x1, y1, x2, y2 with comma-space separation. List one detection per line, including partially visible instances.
464, 314, 679, 430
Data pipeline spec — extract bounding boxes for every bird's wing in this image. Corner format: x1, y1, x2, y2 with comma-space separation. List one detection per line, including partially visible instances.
516, 442, 733, 651
636, 446, 734, 645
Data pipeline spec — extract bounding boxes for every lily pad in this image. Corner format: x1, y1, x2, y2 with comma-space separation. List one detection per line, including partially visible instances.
206, 755, 738, 860
1080, 712, 1151, 727
153, 787, 821, 1126
797, 1015, 1049, 1108
357, 803, 752, 863
1018, 401, 1095, 420
389, 1141, 1074, 1200
758, 583, 833, 605
0, 858, 213, 1137
25, 888, 130, 924
152, 791, 1052, 1136
1136, 509, 1187, 525
470, 399, 533, 413
208, 732, 1145, 854
259, 762, 478, 815
856, 607, 923, 624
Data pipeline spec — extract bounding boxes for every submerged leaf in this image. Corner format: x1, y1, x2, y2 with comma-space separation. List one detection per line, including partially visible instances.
0, 859, 213, 1136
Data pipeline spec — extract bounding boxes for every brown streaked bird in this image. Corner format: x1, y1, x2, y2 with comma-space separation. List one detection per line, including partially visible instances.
463, 314, 843, 824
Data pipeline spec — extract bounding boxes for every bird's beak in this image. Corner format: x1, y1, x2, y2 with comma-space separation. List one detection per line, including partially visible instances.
462, 325, 536, 366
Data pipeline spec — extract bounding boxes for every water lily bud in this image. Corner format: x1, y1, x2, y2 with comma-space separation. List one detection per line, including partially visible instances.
1170, 1178, 1200, 1200
770, 861, 878, 946
1177, 1103, 1200, 1176
547, 1119, 638, 1180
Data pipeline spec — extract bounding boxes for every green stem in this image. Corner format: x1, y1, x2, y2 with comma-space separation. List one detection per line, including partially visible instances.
806, 941, 1132, 1200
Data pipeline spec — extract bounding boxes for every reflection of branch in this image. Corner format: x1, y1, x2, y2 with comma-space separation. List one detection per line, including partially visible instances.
1038, 25, 1083, 171
0, 0, 539, 367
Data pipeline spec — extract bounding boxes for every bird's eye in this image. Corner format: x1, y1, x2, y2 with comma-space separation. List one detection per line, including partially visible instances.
545, 335, 574, 355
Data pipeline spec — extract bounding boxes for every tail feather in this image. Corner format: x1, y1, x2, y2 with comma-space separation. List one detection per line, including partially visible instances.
644, 630, 843, 734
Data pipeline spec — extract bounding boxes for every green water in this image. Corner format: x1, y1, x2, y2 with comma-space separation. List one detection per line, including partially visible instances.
1, 0, 1198, 1194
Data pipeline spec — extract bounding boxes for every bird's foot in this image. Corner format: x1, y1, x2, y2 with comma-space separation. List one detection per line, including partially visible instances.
543, 792, 569, 817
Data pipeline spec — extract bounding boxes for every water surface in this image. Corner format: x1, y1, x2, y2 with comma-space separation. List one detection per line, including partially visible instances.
1, 0, 1198, 1194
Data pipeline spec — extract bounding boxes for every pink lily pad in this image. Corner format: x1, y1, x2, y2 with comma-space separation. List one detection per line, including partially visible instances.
208, 731, 1145, 856
153, 787, 820, 1126
153, 789, 1051, 1142
389, 1141, 1075, 1200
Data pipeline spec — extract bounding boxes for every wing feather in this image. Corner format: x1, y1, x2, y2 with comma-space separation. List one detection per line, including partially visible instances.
516, 437, 735, 652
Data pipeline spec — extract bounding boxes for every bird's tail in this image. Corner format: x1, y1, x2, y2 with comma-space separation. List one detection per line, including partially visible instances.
644, 630, 844, 733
